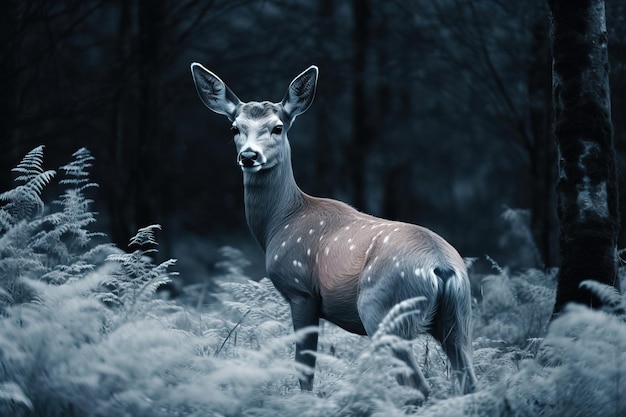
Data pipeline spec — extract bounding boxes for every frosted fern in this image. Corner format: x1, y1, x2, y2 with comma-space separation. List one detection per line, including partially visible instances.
0, 146, 110, 308
0, 145, 55, 229
476, 268, 554, 346
103, 225, 177, 317
129, 224, 162, 248
40, 147, 104, 250
59, 147, 96, 190
580, 279, 626, 318
29, 147, 108, 282
373, 296, 427, 341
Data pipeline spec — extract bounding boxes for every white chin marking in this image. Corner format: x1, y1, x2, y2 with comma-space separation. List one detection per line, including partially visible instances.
241, 165, 262, 173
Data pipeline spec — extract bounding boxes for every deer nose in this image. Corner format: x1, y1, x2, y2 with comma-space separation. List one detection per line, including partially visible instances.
238, 150, 259, 167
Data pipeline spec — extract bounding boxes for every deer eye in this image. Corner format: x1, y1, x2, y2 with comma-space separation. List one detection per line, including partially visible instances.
271, 125, 283, 135
230, 126, 240, 135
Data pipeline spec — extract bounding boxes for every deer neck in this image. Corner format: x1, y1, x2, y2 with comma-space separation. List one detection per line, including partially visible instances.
242, 158, 304, 251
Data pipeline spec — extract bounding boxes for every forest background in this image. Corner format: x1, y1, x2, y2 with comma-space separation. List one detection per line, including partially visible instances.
2, 1, 626, 416
3, 0, 625, 278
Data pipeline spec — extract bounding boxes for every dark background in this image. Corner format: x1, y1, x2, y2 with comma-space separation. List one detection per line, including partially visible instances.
2, 0, 625, 280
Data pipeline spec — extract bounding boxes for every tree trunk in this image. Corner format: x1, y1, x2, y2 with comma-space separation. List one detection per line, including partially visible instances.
313, 0, 335, 198
0, 0, 20, 192
136, 0, 163, 229
108, 0, 133, 249
349, 0, 372, 211
549, 0, 620, 316
527, 18, 558, 268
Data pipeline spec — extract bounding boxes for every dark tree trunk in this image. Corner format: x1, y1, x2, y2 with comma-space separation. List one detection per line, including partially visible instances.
108, 0, 133, 249
527, 18, 558, 268
0, 0, 21, 192
349, 0, 372, 211
106, 0, 164, 250
313, 0, 335, 198
549, 0, 620, 316
136, 0, 163, 231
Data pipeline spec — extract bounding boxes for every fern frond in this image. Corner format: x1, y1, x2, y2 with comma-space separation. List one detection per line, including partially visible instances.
580, 280, 626, 318
373, 296, 426, 340
0, 146, 55, 222
11, 145, 45, 181
0, 208, 15, 232
10, 145, 56, 194
129, 224, 162, 247
103, 225, 176, 316
59, 147, 97, 191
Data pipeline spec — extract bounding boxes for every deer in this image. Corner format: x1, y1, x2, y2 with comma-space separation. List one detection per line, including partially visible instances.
190, 63, 478, 398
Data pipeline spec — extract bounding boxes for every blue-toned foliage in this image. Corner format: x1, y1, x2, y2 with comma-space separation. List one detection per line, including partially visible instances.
0, 146, 625, 416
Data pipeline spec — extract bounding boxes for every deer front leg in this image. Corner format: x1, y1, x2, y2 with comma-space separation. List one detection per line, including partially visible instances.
289, 294, 320, 391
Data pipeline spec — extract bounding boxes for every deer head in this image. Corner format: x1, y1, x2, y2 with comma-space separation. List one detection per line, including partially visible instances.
191, 63, 318, 173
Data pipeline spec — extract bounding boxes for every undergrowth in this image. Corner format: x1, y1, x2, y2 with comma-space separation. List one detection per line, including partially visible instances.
1, 146, 625, 416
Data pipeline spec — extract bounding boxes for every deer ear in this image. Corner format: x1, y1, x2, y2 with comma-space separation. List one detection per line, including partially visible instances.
281, 65, 318, 120
191, 63, 241, 121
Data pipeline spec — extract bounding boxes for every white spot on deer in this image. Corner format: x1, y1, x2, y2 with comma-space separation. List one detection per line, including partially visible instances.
284, 224, 289, 229
319, 234, 324, 241
367, 276, 371, 282
309, 229, 314, 235
297, 237, 302, 243
383, 235, 390, 244
345, 226, 350, 230
295, 278, 299, 283
274, 254, 278, 261
334, 236, 339, 242
392, 256, 397, 261
430, 270, 440, 290
361, 224, 366, 229
325, 246, 330, 255
395, 261, 400, 268
307, 248, 311, 256
293, 260, 298, 267
349, 244, 355, 251
394, 227, 400, 232
367, 265, 372, 271
301, 214, 307, 218
400, 271, 405, 278
414, 268, 425, 277
281, 241, 286, 247
319, 220, 325, 226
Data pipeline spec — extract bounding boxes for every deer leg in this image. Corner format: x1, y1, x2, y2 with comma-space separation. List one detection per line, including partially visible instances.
435, 321, 477, 394
434, 280, 478, 394
357, 288, 430, 400
289, 294, 320, 391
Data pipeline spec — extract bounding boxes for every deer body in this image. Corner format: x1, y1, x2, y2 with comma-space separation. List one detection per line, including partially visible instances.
191, 64, 477, 397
